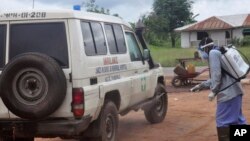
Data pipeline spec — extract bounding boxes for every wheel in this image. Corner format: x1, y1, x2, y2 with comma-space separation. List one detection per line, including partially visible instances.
184, 79, 192, 86
81, 101, 118, 141
171, 76, 183, 87
144, 84, 167, 124
96, 101, 118, 141
0, 53, 66, 120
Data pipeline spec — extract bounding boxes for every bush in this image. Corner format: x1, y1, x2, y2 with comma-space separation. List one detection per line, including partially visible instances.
230, 37, 242, 47
150, 38, 165, 46
241, 36, 250, 47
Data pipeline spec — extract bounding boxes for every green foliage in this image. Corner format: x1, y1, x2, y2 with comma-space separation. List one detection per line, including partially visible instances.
241, 36, 250, 47
150, 45, 201, 67
145, 32, 166, 46
237, 47, 250, 61
230, 37, 242, 47
112, 13, 120, 17
152, 0, 194, 47
129, 22, 135, 30
85, 0, 101, 13
149, 45, 250, 67
84, 0, 119, 17
142, 12, 169, 46
230, 36, 250, 47
143, 34, 180, 48
140, 0, 194, 47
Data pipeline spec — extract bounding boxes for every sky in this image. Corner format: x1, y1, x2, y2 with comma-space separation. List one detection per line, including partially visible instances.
1, 0, 250, 23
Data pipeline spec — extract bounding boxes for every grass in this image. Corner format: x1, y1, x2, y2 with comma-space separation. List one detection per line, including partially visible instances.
150, 45, 250, 67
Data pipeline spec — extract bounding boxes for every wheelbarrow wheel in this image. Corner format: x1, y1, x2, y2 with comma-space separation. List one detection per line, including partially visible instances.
171, 76, 183, 87
183, 79, 192, 86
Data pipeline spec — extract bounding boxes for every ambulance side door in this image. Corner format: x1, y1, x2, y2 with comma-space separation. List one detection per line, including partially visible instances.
125, 31, 151, 105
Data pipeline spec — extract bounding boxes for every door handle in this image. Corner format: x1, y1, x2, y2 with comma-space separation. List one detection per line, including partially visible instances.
143, 70, 148, 73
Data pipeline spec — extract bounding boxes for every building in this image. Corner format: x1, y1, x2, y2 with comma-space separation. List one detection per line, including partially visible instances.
175, 14, 250, 48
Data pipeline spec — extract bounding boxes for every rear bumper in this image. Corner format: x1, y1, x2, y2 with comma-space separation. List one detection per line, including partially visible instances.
0, 115, 92, 138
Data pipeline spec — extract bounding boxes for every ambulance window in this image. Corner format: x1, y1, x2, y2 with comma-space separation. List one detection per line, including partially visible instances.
125, 32, 142, 61
81, 22, 96, 56
91, 22, 107, 55
105, 24, 126, 54
0, 25, 6, 69
81, 21, 107, 56
113, 25, 126, 53
9, 22, 69, 67
105, 24, 117, 54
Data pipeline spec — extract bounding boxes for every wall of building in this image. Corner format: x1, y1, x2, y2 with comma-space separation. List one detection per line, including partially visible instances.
189, 32, 198, 47
180, 29, 243, 48
180, 32, 190, 48
210, 30, 227, 46
232, 28, 244, 39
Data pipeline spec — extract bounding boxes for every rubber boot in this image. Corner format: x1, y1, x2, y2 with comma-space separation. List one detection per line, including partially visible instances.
217, 127, 230, 141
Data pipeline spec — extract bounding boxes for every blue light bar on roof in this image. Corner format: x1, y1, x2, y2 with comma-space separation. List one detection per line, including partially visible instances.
73, 5, 81, 11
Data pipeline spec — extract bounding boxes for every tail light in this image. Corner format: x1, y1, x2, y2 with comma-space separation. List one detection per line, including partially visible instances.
72, 88, 84, 118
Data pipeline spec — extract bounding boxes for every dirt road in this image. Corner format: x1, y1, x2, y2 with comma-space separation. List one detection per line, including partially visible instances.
36, 78, 250, 141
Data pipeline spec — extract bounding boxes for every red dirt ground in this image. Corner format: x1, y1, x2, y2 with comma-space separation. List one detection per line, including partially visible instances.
36, 74, 250, 141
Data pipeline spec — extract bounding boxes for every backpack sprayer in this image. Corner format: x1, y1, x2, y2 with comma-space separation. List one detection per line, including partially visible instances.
220, 45, 250, 80
207, 45, 250, 101
190, 44, 250, 96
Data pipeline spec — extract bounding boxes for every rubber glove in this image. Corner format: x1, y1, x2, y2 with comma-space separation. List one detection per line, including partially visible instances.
208, 92, 216, 101
190, 84, 202, 92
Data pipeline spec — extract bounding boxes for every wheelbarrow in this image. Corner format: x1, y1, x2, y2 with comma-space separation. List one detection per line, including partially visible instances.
171, 65, 209, 87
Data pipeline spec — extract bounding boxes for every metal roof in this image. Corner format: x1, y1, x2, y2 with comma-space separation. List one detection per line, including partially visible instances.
176, 13, 250, 32
185, 16, 233, 31
218, 14, 248, 27
175, 23, 196, 32
243, 14, 250, 27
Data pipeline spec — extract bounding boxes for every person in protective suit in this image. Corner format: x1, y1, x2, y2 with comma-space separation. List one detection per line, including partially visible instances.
191, 37, 247, 141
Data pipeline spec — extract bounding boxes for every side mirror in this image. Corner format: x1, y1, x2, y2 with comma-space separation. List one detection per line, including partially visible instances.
143, 49, 150, 61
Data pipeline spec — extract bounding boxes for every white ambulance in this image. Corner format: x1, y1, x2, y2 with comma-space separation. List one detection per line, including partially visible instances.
0, 10, 167, 141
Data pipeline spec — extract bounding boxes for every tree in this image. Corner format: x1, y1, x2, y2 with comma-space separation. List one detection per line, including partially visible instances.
84, 0, 118, 16
141, 12, 169, 45
153, 0, 194, 47
113, 13, 120, 17
85, 0, 108, 14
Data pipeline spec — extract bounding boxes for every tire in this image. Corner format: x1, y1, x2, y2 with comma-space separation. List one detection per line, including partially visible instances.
171, 76, 183, 87
82, 101, 118, 141
0, 53, 66, 120
144, 84, 167, 124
